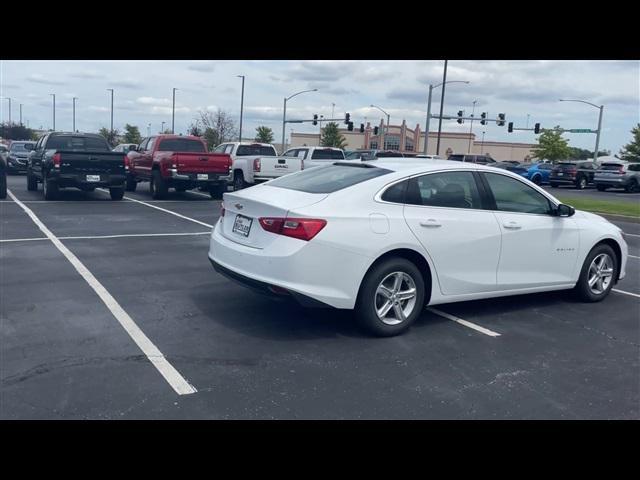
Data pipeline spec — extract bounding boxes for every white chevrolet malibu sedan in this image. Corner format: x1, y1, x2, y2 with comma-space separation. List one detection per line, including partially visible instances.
209, 160, 628, 336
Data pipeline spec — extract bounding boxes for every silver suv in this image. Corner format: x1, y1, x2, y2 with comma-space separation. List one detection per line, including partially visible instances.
594, 161, 640, 193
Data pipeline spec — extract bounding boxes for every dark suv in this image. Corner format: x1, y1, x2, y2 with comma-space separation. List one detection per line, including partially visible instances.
549, 160, 597, 189
448, 154, 496, 165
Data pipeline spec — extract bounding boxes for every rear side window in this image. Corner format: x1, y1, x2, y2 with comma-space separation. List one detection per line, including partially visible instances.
268, 164, 392, 194
406, 171, 482, 209
157, 138, 205, 152
236, 145, 276, 156
381, 180, 408, 203
311, 149, 345, 160
46, 136, 110, 151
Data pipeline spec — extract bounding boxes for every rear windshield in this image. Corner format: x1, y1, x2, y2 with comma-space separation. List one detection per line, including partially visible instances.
376, 151, 403, 158
310, 149, 345, 160
158, 138, 205, 152
599, 163, 625, 170
268, 164, 392, 194
448, 155, 464, 161
557, 162, 577, 167
236, 145, 277, 156
46, 136, 110, 151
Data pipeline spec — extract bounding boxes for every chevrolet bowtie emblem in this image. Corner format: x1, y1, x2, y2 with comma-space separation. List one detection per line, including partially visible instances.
235, 203, 243, 210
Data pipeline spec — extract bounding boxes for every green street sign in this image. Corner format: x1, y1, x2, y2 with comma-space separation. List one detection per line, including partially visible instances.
568, 129, 595, 133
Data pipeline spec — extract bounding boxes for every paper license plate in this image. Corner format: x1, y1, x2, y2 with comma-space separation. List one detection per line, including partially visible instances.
197, 174, 209, 180
86, 175, 101, 182
232, 214, 253, 237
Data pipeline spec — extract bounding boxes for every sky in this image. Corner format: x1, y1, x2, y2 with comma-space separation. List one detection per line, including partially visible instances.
1, 60, 638, 153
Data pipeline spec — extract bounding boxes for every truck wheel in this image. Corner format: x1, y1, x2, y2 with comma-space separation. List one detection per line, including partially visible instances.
125, 175, 137, 192
175, 186, 187, 192
27, 171, 38, 191
150, 170, 168, 199
209, 185, 225, 199
233, 171, 246, 190
625, 179, 638, 193
43, 172, 59, 200
0, 173, 6, 199
596, 184, 607, 192
109, 187, 125, 200
576, 176, 587, 189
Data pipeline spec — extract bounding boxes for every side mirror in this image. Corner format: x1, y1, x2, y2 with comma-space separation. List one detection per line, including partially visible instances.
556, 204, 575, 217
129, 145, 137, 152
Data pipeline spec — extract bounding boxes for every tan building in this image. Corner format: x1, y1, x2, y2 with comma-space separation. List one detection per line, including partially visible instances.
289, 120, 537, 162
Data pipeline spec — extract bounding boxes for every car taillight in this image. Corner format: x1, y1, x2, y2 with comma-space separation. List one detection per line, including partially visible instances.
253, 158, 261, 172
220, 203, 225, 217
567, 169, 577, 175
52, 153, 61, 168
124, 155, 130, 171
259, 217, 327, 241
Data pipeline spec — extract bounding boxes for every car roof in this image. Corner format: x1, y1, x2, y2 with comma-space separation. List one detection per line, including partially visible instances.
367, 158, 497, 175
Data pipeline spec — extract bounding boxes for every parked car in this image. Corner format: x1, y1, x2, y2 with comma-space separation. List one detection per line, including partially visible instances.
282, 146, 345, 167
549, 160, 598, 189
126, 135, 232, 199
25, 132, 129, 200
0, 151, 7, 199
594, 161, 640, 193
247, 147, 346, 184
212, 142, 278, 190
346, 149, 403, 161
113, 143, 138, 153
521, 162, 553, 185
0, 143, 9, 160
209, 160, 627, 337
447, 154, 496, 165
491, 161, 521, 170
5, 140, 36, 173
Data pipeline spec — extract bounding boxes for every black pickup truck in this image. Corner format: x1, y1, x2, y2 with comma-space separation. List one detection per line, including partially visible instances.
25, 132, 128, 200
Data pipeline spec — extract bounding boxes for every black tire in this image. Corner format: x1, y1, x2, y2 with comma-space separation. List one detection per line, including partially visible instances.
355, 257, 426, 337
43, 172, 59, 200
175, 186, 188, 193
209, 185, 225, 199
150, 170, 168, 199
625, 179, 638, 193
550, 183, 559, 188
233, 170, 246, 190
0, 173, 6, 199
27, 171, 38, 191
574, 243, 618, 302
575, 176, 587, 190
109, 187, 124, 200
125, 175, 137, 192
531, 174, 542, 185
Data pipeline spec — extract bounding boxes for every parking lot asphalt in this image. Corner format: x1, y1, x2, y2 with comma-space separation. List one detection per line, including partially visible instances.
1, 174, 638, 419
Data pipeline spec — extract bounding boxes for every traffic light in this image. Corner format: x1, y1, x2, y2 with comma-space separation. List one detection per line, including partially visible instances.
508, 122, 513, 133
347, 121, 354, 131
497, 113, 505, 126
345, 112, 350, 124
359, 123, 365, 133
480, 112, 487, 125
373, 126, 379, 135
534, 123, 541, 134
313, 114, 318, 126
457, 110, 464, 124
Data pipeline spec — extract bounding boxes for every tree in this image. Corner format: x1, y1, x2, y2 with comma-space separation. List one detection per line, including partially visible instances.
320, 122, 347, 149
0, 122, 37, 141
194, 109, 238, 151
122, 124, 142, 144
531, 126, 572, 162
255, 126, 274, 144
188, 122, 203, 137
619, 123, 640, 162
568, 147, 610, 160
98, 127, 119, 146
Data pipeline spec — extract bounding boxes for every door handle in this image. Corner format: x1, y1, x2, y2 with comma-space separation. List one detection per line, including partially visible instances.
419, 219, 442, 228
503, 221, 522, 230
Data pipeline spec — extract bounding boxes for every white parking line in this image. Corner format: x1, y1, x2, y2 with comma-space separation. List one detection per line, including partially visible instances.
96, 189, 214, 228
629, 254, 640, 260
626, 233, 640, 238
6, 189, 197, 396
0, 232, 212, 243
426, 307, 501, 337
612, 289, 640, 299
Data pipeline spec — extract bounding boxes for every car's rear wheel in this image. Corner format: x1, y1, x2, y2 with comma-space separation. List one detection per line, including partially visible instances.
233, 171, 246, 190
625, 178, 638, 193
596, 184, 607, 192
574, 244, 617, 302
125, 175, 137, 192
109, 187, 124, 200
150, 170, 168, 199
0, 173, 6, 199
43, 172, 59, 200
355, 258, 425, 337
209, 185, 225, 199
27, 171, 38, 191
531, 174, 542, 185
576, 176, 587, 189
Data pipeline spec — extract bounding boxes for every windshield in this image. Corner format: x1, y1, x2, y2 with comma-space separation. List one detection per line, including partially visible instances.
47, 136, 110, 151
268, 164, 391, 194
10, 143, 33, 152
157, 138, 205, 152
236, 145, 277, 156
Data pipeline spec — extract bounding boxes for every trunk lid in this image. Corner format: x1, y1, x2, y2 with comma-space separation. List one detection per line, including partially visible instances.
258, 156, 304, 178
220, 185, 328, 248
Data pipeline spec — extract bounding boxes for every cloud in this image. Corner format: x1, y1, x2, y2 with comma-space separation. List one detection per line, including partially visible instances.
69, 71, 102, 79
289, 61, 359, 82
88, 106, 110, 112
136, 96, 171, 106
27, 74, 65, 85
188, 62, 216, 73
108, 79, 143, 89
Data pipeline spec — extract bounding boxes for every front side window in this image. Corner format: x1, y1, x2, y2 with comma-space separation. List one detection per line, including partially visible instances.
484, 173, 552, 215
406, 171, 482, 209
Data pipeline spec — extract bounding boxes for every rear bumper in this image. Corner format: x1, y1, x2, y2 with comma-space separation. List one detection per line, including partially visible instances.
594, 177, 628, 186
50, 171, 126, 188
169, 169, 230, 187
549, 176, 577, 184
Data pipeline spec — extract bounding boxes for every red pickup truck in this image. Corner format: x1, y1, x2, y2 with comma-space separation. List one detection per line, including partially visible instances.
125, 135, 232, 199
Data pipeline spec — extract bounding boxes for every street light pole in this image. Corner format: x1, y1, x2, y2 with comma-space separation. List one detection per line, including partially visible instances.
237, 75, 245, 141
72, 97, 78, 132
559, 98, 605, 162
172, 88, 177, 134
5, 97, 11, 124
161, 121, 165, 134
281, 88, 318, 153
331, 103, 335, 118
19, 104, 23, 126
481, 131, 485, 154
436, 60, 448, 155
50, 94, 56, 131
467, 100, 478, 154
423, 80, 470, 154
107, 89, 114, 134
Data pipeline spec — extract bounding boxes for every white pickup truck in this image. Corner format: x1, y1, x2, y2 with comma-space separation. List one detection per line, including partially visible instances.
251, 146, 346, 185
212, 142, 279, 190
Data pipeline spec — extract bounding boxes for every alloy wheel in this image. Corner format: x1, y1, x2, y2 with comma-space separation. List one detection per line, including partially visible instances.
374, 271, 418, 325
588, 253, 614, 295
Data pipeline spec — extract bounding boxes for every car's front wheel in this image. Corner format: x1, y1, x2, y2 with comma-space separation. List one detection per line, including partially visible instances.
0, 173, 6, 199
355, 258, 425, 337
531, 174, 542, 185
574, 244, 618, 302
596, 184, 608, 192
625, 179, 638, 193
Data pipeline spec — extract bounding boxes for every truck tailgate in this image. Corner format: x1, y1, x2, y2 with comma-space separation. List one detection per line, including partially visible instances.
59, 151, 126, 175
257, 156, 303, 179
174, 153, 231, 174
